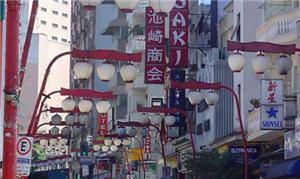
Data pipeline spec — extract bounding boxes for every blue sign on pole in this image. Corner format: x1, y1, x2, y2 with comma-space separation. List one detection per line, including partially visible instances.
169, 70, 186, 131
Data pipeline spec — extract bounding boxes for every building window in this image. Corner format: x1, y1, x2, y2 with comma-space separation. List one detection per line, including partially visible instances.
62, 38, 67, 43
51, 36, 58, 41
62, 13, 68, 18
53, 0, 58, 2
40, 20, 47, 25
62, 0, 68, 5
203, 119, 210, 132
197, 123, 203, 135
52, 10, 58, 15
62, 25, 68, 30
52, 23, 58, 28
41, 7, 47, 12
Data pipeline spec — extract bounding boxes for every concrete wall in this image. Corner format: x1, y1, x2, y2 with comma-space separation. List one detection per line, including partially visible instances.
232, 0, 263, 131
297, 20, 300, 117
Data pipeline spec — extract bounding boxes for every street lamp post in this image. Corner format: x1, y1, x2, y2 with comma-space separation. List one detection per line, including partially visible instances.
117, 121, 167, 167
170, 80, 249, 179
27, 48, 141, 135
136, 106, 196, 157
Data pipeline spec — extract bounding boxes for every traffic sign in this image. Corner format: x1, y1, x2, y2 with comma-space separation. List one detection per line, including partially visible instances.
16, 136, 33, 176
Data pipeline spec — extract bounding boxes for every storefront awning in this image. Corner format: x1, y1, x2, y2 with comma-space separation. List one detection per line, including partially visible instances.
266, 159, 300, 178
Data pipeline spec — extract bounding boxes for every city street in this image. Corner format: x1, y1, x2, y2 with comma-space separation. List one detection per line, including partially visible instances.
0, 0, 300, 179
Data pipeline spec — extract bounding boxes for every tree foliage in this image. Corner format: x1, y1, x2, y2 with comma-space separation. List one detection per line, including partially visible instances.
183, 150, 258, 179
32, 143, 46, 161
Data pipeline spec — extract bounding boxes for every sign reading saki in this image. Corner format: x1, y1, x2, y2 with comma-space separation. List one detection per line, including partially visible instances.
169, 0, 189, 68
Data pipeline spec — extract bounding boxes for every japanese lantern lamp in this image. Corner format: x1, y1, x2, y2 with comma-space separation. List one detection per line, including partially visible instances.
251, 52, 270, 74
150, 114, 162, 125
228, 51, 246, 72
165, 115, 176, 126
96, 62, 116, 82
96, 100, 111, 113
78, 99, 93, 113
115, 0, 139, 13
275, 54, 292, 75
61, 97, 76, 111
205, 91, 219, 106
187, 91, 203, 105
73, 61, 93, 79
51, 113, 62, 125
120, 63, 137, 83
149, 0, 176, 14
50, 126, 59, 136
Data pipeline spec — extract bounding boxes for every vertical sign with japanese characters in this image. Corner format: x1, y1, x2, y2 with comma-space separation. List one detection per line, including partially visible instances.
169, 70, 186, 135
169, 0, 189, 68
145, 7, 166, 84
98, 113, 108, 136
260, 80, 283, 129
144, 134, 151, 154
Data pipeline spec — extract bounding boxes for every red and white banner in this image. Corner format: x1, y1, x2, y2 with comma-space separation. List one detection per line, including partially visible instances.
145, 7, 166, 84
144, 134, 151, 153
98, 113, 108, 136
169, 0, 189, 68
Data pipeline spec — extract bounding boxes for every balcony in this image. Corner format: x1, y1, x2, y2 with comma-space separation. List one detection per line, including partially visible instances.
256, 9, 300, 43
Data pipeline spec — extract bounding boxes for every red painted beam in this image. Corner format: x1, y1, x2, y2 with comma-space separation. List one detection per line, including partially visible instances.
71, 48, 142, 62
171, 80, 221, 90
49, 107, 81, 113
60, 88, 113, 99
227, 40, 296, 54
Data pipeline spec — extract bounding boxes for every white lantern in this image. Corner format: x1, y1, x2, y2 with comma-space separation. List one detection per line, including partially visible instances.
149, 0, 176, 14
140, 113, 149, 124
122, 139, 131, 146
49, 138, 58, 145
275, 54, 292, 75
50, 126, 59, 136
165, 115, 176, 126
113, 139, 122, 146
65, 114, 76, 125
140, 127, 148, 138
40, 139, 48, 146
51, 114, 62, 125
251, 53, 270, 74
59, 138, 68, 145
102, 145, 109, 152
78, 114, 89, 125
61, 98, 76, 111
96, 63, 116, 82
78, 100, 93, 113
73, 127, 82, 136
117, 127, 127, 136
205, 92, 219, 106
115, 0, 139, 12
104, 139, 112, 146
150, 114, 162, 125
93, 145, 101, 151
96, 101, 111, 113
128, 127, 137, 137
73, 62, 93, 79
78, 0, 104, 7
61, 127, 71, 136
228, 51, 245, 72
110, 145, 118, 152
187, 91, 203, 105
120, 64, 137, 83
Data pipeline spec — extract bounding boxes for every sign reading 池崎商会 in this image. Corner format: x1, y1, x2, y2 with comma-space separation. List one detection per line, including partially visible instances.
260, 79, 283, 130
17, 136, 33, 176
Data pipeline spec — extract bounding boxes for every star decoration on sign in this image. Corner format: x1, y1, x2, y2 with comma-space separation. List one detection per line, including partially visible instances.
266, 106, 278, 118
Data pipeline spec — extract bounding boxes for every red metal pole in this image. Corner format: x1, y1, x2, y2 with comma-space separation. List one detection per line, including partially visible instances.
220, 85, 248, 179
3, 1, 20, 179
19, 0, 39, 91
27, 51, 72, 135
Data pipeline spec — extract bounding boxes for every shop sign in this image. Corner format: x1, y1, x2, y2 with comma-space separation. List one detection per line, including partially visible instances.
169, 0, 189, 68
260, 79, 283, 130
228, 146, 259, 163
98, 113, 108, 136
145, 7, 165, 84
144, 134, 151, 153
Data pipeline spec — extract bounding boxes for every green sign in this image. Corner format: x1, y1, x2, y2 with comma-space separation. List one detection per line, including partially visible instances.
0, 0, 4, 21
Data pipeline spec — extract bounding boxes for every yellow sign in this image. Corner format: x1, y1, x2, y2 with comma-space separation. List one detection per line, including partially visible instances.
218, 145, 229, 154
128, 148, 143, 161
166, 155, 177, 168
